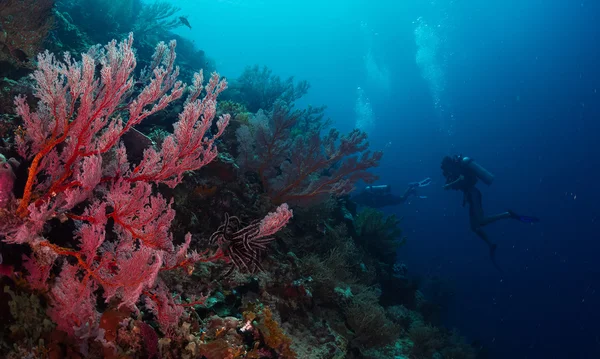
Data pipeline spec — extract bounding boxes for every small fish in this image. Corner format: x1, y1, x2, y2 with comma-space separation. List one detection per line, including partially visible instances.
179, 16, 192, 29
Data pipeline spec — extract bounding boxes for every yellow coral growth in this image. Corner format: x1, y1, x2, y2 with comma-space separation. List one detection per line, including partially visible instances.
196, 339, 245, 359
217, 100, 251, 125
218, 100, 248, 115
244, 307, 297, 359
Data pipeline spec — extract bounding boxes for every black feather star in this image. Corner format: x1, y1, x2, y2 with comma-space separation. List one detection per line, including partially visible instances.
209, 213, 274, 276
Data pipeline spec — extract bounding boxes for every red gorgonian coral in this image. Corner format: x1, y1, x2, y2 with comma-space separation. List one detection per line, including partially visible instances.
0, 33, 292, 339
236, 102, 383, 205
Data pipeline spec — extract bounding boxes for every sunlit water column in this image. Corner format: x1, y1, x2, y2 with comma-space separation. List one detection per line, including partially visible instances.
414, 16, 454, 137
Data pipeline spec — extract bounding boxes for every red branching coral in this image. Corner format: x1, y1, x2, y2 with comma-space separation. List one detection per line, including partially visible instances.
236, 103, 383, 205
0, 33, 236, 340
0, 32, 293, 346
47, 262, 99, 338
138, 322, 159, 359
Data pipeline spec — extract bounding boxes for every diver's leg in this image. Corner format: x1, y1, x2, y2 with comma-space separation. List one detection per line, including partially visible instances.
469, 212, 493, 246
472, 226, 493, 246
481, 210, 541, 225
467, 188, 501, 270
473, 225, 501, 271
468, 189, 497, 251
467, 187, 486, 226
470, 221, 498, 260
469, 187, 513, 226
479, 212, 512, 226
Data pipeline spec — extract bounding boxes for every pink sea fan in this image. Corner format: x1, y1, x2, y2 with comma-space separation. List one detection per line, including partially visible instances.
144, 281, 185, 333
139, 321, 159, 359
0, 154, 19, 209
259, 203, 293, 237
47, 263, 100, 338
5, 33, 231, 339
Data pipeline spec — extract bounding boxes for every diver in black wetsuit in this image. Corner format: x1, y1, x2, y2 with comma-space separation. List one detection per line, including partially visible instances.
353, 178, 431, 208
441, 155, 539, 264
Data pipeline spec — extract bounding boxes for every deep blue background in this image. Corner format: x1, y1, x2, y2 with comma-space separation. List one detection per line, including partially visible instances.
385, 2, 600, 358
171, 0, 600, 357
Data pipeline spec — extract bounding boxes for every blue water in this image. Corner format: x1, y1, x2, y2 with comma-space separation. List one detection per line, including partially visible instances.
172, 0, 600, 357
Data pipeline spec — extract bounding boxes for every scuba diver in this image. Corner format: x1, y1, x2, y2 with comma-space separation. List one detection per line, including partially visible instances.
441, 155, 539, 269
353, 177, 431, 208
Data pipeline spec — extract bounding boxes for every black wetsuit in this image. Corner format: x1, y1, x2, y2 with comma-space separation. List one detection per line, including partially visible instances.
445, 164, 510, 260
442, 156, 539, 271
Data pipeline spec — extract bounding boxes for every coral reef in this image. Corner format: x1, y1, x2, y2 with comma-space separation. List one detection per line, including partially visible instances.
0, 2, 483, 358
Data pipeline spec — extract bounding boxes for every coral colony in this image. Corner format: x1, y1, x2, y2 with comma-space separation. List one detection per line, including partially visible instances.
0, 1, 478, 358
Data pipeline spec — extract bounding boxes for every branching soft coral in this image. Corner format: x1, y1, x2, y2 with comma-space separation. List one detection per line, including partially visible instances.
0, 34, 293, 342
133, 0, 184, 39
344, 288, 400, 349
355, 208, 406, 266
408, 324, 444, 359
47, 263, 100, 338
231, 65, 310, 112
236, 102, 383, 205
0, 154, 19, 210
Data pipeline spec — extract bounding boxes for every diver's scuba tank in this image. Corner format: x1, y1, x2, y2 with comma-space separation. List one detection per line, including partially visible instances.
461, 156, 495, 185
365, 184, 392, 194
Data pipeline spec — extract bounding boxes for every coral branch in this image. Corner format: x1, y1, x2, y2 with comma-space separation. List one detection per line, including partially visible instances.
237, 104, 382, 205
2, 34, 237, 339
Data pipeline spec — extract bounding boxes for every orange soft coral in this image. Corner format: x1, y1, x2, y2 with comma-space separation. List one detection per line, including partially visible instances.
244, 307, 297, 359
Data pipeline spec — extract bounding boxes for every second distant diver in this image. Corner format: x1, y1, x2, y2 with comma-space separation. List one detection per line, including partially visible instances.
353, 177, 431, 208
441, 155, 539, 267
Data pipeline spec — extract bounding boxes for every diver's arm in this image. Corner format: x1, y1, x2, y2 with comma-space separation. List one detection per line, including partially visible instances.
443, 175, 464, 190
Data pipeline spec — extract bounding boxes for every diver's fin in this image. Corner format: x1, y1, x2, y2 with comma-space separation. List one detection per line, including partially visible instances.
419, 177, 432, 187
508, 210, 540, 223
408, 177, 432, 188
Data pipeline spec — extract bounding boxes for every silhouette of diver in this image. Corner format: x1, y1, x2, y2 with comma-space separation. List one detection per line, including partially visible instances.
441, 155, 539, 270
353, 177, 431, 208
